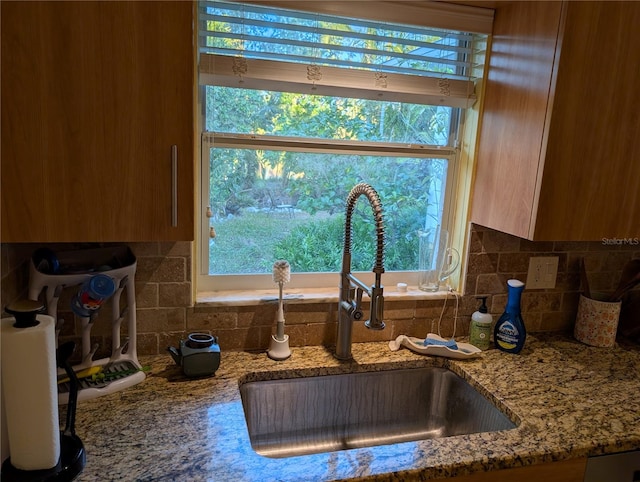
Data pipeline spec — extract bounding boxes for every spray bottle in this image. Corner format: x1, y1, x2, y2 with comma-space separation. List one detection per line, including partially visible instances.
494, 279, 526, 354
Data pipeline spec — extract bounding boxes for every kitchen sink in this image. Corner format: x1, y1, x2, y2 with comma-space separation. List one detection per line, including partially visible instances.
240, 366, 517, 458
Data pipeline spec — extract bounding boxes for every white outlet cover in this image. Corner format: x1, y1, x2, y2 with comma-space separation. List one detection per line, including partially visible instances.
526, 256, 559, 289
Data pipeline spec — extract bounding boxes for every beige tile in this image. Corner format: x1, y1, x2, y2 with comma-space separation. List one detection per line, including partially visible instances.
498, 252, 530, 273
589, 271, 619, 292
604, 251, 635, 271
237, 304, 278, 327
466, 252, 499, 275
520, 292, 562, 312
137, 307, 186, 332
215, 327, 265, 351
137, 332, 160, 356
306, 322, 338, 346
383, 300, 416, 321
454, 316, 471, 336
285, 309, 331, 325
555, 271, 580, 292
554, 241, 588, 252
187, 309, 237, 330
135, 282, 158, 308
129, 242, 160, 257
136, 256, 186, 283
351, 322, 390, 343
490, 294, 508, 313
481, 229, 521, 252
475, 273, 508, 295
159, 241, 192, 257
392, 318, 430, 338
457, 294, 484, 316
519, 239, 554, 252
414, 300, 452, 321
468, 229, 484, 254
275, 323, 307, 347
579, 251, 609, 272
521, 312, 542, 332
431, 317, 458, 338
561, 291, 581, 312
4, 221, 636, 357
464, 272, 477, 295
540, 311, 576, 332
585, 240, 611, 251
159, 282, 192, 307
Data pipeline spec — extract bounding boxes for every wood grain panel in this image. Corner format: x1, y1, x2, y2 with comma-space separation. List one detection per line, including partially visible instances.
450, 457, 587, 482
535, 1, 640, 240
471, 1, 563, 239
1, 1, 194, 242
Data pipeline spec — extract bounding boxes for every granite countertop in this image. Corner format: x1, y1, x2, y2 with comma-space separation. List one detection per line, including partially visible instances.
72, 334, 640, 481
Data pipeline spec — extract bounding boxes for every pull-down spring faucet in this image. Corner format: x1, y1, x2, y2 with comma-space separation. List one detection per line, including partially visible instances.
335, 183, 386, 360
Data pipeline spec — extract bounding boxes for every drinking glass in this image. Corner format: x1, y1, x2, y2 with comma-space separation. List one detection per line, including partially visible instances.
418, 227, 460, 292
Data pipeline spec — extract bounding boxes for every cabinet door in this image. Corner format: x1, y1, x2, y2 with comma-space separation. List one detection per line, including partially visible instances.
1, 1, 194, 242
472, 1, 640, 241
450, 458, 586, 482
471, 1, 564, 240
535, 1, 640, 240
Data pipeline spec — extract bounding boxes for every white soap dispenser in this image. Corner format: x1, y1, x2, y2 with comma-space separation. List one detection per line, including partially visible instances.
469, 296, 492, 350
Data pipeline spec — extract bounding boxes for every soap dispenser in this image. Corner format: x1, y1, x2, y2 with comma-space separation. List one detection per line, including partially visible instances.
494, 279, 526, 354
469, 296, 492, 350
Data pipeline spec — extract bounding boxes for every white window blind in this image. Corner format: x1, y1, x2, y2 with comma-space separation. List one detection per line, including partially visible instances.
198, 1, 489, 107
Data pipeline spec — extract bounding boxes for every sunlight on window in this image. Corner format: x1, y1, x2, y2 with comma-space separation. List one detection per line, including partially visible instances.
206, 147, 449, 275
198, 1, 486, 289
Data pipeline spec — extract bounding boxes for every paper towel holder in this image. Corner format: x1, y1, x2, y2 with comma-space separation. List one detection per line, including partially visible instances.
1, 332, 86, 481
4, 299, 45, 327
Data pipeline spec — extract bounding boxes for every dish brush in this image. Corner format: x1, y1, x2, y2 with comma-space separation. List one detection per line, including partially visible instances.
268, 260, 291, 360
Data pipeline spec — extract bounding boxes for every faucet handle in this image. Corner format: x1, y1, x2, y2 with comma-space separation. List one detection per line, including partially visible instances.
341, 300, 363, 320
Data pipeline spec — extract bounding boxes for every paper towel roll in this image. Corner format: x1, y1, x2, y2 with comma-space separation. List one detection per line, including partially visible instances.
1, 314, 60, 470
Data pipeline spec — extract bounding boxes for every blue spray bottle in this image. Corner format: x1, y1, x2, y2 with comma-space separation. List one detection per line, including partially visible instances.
494, 279, 526, 353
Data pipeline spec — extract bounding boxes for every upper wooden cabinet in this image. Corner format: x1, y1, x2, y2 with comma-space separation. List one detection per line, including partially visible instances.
1, 1, 195, 242
472, 1, 640, 241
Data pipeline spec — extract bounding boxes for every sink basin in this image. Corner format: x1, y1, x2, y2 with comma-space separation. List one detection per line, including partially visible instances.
240, 366, 517, 458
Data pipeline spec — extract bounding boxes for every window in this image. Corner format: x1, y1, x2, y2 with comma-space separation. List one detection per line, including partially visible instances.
198, 1, 490, 292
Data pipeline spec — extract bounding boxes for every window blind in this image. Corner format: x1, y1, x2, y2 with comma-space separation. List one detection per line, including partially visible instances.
198, 1, 489, 107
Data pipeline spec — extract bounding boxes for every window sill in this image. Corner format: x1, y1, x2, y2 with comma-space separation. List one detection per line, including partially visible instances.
196, 286, 456, 307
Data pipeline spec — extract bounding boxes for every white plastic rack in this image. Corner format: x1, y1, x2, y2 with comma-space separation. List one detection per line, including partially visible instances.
28, 246, 145, 403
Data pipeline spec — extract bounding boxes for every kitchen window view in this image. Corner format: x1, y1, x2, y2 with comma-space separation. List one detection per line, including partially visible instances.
198, 1, 486, 290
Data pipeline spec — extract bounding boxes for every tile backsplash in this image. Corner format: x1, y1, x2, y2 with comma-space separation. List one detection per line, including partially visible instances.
2, 224, 638, 356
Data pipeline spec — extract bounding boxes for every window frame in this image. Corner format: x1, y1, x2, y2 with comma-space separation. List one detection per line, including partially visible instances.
197, 130, 460, 292
196, 1, 490, 295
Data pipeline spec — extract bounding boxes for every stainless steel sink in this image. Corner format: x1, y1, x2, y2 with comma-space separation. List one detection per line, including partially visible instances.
240, 366, 517, 458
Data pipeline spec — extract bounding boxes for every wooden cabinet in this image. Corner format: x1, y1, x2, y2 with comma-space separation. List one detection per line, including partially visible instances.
472, 1, 640, 241
1, 1, 194, 242
450, 458, 587, 482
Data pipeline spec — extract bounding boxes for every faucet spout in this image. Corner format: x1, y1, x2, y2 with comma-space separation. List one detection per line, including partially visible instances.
335, 183, 386, 360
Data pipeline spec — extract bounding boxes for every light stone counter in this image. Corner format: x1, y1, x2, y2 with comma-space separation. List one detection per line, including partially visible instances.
71, 334, 640, 481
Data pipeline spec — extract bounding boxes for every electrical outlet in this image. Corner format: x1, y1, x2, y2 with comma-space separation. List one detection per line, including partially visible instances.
526, 256, 559, 289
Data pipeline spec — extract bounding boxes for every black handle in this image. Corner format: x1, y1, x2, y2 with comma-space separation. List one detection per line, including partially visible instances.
56, 341, 80, 436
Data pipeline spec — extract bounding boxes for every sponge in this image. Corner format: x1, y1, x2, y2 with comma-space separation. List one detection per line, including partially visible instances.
422, 334, 458, 349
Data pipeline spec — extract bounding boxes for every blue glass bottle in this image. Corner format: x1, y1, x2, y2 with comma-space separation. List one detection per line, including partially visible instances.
494, 279, 526, 353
